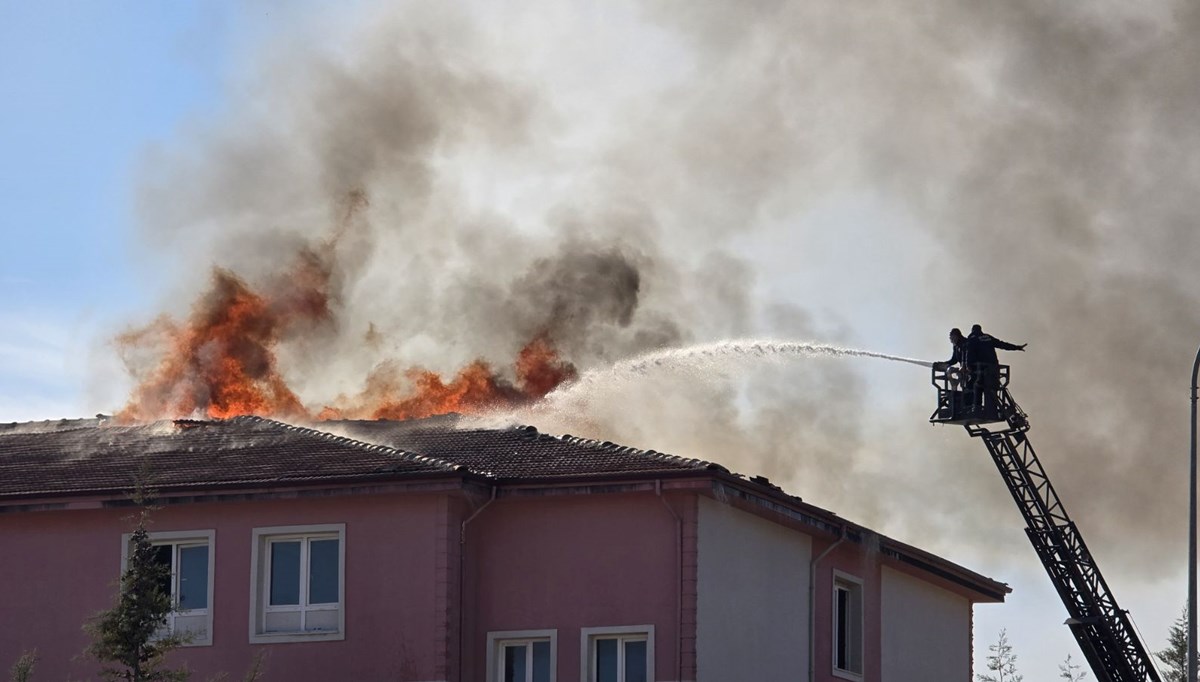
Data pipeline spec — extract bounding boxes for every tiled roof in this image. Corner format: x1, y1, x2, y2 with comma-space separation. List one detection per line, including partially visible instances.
328, 415, 722, 480
0, 415, 457, 499
0, 414, 718, 499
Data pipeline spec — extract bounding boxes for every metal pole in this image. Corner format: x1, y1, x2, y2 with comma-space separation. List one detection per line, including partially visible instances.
1189, 346, 1199, 682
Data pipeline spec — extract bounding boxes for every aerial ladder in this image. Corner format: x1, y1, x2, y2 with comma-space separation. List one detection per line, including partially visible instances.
930, 364, 1161, 682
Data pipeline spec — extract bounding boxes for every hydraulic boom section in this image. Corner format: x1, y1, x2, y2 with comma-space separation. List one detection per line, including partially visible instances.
931, 365, 1160, 682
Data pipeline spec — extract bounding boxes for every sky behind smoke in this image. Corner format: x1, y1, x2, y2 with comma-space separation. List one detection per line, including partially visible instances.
4, 0, 1198, 676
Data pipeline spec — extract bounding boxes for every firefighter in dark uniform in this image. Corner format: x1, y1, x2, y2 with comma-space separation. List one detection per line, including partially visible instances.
966, 324, 1026, 415
933, 328, 971, 402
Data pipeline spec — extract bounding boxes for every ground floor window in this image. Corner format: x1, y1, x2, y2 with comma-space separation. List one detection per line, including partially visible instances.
581, 626, 653, 682
487, 629, 556, 682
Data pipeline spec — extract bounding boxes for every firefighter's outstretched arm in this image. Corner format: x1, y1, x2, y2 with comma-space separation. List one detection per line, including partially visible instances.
994, 339, 1026, 351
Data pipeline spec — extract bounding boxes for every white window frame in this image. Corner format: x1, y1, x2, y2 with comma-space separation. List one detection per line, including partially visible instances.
580, 625, 654, 682
249, 523, 346, 644
486, 629, 557, 682
119, 529, 216, 647
832, 570, 865, 681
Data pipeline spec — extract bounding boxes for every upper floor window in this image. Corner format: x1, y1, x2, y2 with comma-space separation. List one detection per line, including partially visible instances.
581, 626, 653, 682
121, 529, 215, 646
833, 572, 864, 679
249, 524, 345, 643
487, 629, 556, 682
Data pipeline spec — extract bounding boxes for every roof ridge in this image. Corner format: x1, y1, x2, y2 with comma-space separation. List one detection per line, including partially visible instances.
0, 425, 97, 437
0, 417, 105, 436
238, 416, 466, 473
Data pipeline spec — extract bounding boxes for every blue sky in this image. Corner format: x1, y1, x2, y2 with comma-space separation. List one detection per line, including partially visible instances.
0, 1, 242, 418
1, 1, 229, 303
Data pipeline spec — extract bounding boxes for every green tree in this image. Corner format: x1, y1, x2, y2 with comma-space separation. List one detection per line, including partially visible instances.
85, 507, 190, 682
8, 650, 36, 682
1059, 653, 1088, 681
978, 628, 1024, 682
1157, 606, 1187, 682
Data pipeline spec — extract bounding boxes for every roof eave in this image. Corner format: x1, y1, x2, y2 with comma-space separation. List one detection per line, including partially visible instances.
0, 468, 476, 511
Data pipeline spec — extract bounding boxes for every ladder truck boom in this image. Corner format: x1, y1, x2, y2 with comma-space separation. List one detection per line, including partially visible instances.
930, 364, 1160, 682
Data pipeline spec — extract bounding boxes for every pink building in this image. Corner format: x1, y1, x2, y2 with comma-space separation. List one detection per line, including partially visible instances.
0, 415, 1007, 681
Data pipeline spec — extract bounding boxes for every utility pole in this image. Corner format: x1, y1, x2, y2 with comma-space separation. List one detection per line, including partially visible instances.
1189, 346, 1199, 682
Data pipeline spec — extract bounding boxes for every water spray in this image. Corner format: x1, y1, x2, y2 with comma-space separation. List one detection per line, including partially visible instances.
617, 339, 933, 374
519, 339, 932, 416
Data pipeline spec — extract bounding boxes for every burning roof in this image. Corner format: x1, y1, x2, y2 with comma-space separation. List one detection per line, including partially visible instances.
0, 414, 716, 500
0, 416, 455, 499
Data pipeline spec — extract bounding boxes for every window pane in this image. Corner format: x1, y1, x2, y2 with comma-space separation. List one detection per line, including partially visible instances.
308, 538, 340, 604
151, 544, 173, 598
595, 638, 618, 682
835, 587, 849, 669
269, 541, 301, 606
178, 545, 209, 610
624, 639, 647, 682
532, 640, 551, 682
503, 644, 527, 682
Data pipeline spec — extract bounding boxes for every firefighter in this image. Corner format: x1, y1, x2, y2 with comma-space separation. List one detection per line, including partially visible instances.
933, 328, 970, 396
967, 324, 1026, 414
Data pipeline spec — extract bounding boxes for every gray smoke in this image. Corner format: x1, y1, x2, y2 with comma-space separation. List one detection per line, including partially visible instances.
582, 0, 1200, 577
127, 0, 1200, 594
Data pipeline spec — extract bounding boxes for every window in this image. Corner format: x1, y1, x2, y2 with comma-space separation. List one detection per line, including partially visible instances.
833, 572, 864, 679
581, 626, 653, 682
486, 629, 556, 682
249, 524, 345, 643
120, 530, 215, 646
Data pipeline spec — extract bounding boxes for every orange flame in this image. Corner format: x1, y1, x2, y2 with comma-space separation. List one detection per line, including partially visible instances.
116, 264, 324, 422
118, 258, 576, 423
311, 332, 576, 422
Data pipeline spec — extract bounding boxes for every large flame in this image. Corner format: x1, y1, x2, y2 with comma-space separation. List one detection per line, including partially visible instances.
316, 333, 577, 421
117, 255, 577, 423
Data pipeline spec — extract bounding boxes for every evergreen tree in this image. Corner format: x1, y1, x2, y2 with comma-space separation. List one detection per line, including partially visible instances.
978, 629, 1024, 682
1157, 606, 1187, 682
8, 650, 36, 682
1059, 653, 1088, 681
85, 508, 189, 682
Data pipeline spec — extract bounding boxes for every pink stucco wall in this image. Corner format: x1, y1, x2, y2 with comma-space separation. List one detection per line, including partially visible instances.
0, 489, 453, 682
1, 480, 991, 682
461, 490, 685, 681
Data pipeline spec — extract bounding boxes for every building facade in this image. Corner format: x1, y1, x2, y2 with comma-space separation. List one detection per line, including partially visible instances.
0, 415, 1007, 681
